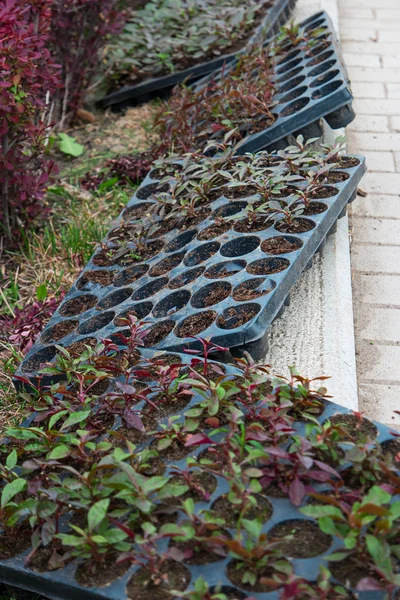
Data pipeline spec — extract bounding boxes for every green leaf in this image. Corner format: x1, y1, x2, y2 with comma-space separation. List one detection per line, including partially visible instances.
318, 516, 338, 536
366, 534, 390, 567
36, 284, 47, 301
60, 409, 91, 431
49, 411, 68, 431
1, 479, 27, 508
48, 445, 70, 460
6, 449, 18, 470
58, 133, 84, 157
88, 499, 109, 532
300, 505, 343, 520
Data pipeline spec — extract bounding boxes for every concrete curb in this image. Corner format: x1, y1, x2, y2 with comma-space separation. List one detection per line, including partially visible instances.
266, 0, 359, 411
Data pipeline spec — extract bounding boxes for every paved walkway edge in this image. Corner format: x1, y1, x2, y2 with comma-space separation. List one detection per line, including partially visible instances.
266, 0, 358, 411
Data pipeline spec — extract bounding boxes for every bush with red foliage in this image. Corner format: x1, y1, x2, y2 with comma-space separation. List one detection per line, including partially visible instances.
49, 0, 126, 126
80, 151, 152, 190
0, 0, 60, 243
1, 294, 63, 354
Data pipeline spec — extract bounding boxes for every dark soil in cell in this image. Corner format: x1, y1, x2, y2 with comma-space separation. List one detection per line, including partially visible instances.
310, 185, 338, 199
77, 269, 116, 289
166, 472, 217, 503
122, 202, 154, 221
66, 338, 97, 358
114, 304, 152, 327
220, 184, 259, 199
330, 156, 360, 169
307, 49, 334, 66
153, 438, 192, 461
182, 361, 226, 383
148, 218, 178, 238
270, 519, 332, 558
149, 252, 184, 277
197, 220, 231, 240
184, 241, 220, 266
318, 171, 350, 184
143, 320, 175, 346
205, 260, 246, 279
60, 294, 97, 316
213, 201, 247, 219
41, 319, 78, 342
192, 282, 231, 307
234, 215, 273, 232
136, 240, 165, 261
327, 413, 378, 444
168, 266, 205, 289
97, 288, 132, 309
232, 278, 274, 301
174, 529, 229, 565
177, 206, 212, 231
261, 236, 302, 255
126, 560, 190, 600
262, 481, 288, 498
275, 218, 315, 234
27, 545, 64, 573
247, 257, 289, 275
280, 97, 310, 117
149, 164, 182, 179
329, 556, 373, 589
165, 229, 198, 252
212, 493, 273, 528
217, 303, 260, 329
75, 552, 130, 587
136, 182, 170, 199
381, 438, 400, 463
0, 526, 31, 560
176, 311, 216, 337
302, 201, 328, 215
113, 264, 149, 286
227, 560, 279, 593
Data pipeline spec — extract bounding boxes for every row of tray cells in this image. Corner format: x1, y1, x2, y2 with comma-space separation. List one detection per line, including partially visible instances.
42, 257, 291, 342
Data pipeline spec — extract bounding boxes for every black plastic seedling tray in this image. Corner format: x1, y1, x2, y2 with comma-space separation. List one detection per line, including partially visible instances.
100, 0, 296, 110
193, 10, 355, 154
15, 153, 366, 387
1, 352, 397, 600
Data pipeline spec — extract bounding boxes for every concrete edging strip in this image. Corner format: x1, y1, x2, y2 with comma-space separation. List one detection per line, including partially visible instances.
265, 0, 359, 411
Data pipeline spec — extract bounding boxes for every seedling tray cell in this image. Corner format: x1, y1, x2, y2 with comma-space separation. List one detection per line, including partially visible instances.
100, 0, 296, 110
1, 350, 398, 599
193, 11, 355, 154
16, 153, 366, 386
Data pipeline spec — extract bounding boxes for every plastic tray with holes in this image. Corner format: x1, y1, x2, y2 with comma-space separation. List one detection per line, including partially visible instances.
100, 0, 296, 111
3, 351, 399, 599
193, 10, 355, 154
15, 153, 366, 387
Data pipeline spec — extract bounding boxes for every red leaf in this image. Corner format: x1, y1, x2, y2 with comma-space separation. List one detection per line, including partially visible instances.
289, 478, 305, 506
185, 433, 213, 447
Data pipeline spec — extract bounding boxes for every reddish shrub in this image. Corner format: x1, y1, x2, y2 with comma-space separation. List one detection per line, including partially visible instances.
49, 0, 126, 126
0, 0, 60, 243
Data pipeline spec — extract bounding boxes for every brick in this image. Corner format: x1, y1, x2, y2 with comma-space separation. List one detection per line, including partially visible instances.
348, 67, 400, 83
339, 0, 400, 6
350, 82, 386, 99
380, 30, 400, 43
341, 28, 378, 43
391, 116, 400, 132
352, 245, 400, 273
354, 273, 400, 306
359, 383, 400, 424
352, 99, 400, 116
351, 194, 400, 218
347, 132, 400, 152
383, 56, 400, 68
340, 8, 374, 19
348, 115, 389, 133
376, 9, 400, 19
352, 151, 394, 171
362, 171, 400, 195
342, 42, 400, 55
342, 52, 381, 68
387, 83, 400, 98
342, 19, 400, 31
357, 343, 400, 382
395, 153, 400, 171
357, 307, 400, 343
352, 216, 400, 245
